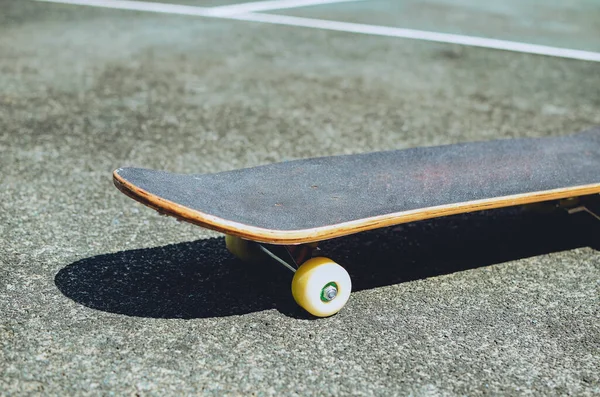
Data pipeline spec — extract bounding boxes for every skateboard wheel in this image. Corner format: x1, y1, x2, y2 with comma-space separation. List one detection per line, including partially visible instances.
291, 257, 351, 317
225, 235, 262, 263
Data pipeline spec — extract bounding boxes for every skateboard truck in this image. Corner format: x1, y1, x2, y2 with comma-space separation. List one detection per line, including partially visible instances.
559, 197, 600, 221
257, 244, 300, 273
256, 244, 339, 301
566, 206, 600, 221
224, 235, 350, 316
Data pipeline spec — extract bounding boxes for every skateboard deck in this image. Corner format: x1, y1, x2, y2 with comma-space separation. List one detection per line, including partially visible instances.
114, 128, 600, 245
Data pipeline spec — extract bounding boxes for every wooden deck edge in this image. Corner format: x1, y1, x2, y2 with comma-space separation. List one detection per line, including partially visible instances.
113, 169, 600, 244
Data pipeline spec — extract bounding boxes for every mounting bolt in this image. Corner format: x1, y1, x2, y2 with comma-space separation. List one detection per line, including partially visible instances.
321, 283, 338, 302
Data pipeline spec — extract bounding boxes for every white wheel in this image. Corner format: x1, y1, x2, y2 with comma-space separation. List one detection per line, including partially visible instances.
291, 257, 351, 317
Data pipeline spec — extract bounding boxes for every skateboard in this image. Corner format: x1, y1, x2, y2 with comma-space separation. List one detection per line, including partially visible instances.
114, 128, 600, 317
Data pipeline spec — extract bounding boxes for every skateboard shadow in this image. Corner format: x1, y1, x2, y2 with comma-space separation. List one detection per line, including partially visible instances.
56, 204, 599, 319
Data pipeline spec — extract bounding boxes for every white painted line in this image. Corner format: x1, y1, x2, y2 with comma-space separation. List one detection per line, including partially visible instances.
33, 0, 600, 62
34, 0, 362, 16
35, 0, 212, 16
205, 0, 363, 17
230, 13, 600, 62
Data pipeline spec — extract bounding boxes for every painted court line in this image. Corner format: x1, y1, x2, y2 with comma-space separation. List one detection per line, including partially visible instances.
230, 12, 600, 62
206, 0, 364, 17
35, 0, 212, 15
33, 0, 358, 16
34, 0, 600, 62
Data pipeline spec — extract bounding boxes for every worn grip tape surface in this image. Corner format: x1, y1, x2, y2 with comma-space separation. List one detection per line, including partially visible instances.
114, 128, 600, 243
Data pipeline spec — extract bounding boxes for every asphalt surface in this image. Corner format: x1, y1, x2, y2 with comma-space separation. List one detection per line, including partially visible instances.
1, 0, 600, 395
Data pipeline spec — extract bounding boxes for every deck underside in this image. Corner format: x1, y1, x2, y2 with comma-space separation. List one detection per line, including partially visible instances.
114, 128, 600, 243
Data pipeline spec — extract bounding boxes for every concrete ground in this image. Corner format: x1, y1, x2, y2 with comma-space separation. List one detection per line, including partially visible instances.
1, 0, 599, 395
